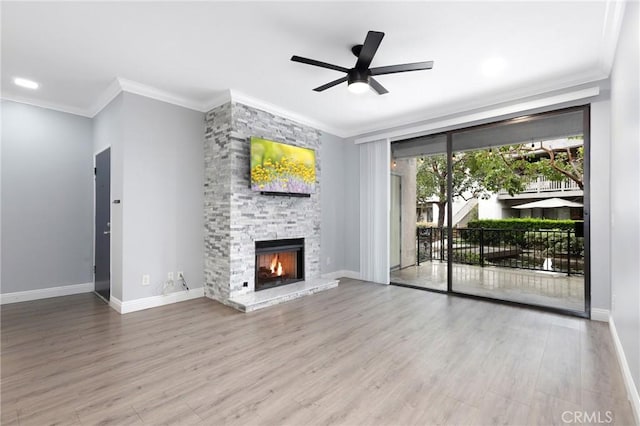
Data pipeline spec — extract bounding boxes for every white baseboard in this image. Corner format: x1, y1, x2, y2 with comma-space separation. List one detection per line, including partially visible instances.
609, 316, 640, 424
591, 308, 610, 322
0, 282, 94, 304
113, 287, 205, 314
109, 296, 123, 313
321, 270, 361, 281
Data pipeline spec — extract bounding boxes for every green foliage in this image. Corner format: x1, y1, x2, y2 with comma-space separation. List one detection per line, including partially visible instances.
459, 227, 522, 246
467, 218, 576, 231
557, 235, 585, 256
465, 148, 539, 196
523, 231, 584, 255
452, 251, 481, 265
416, 155, 446, 204
416, 155, 448, 227
414, 140, 585, 228
416, 221, 434, 229
416, 153, 489, 227
536, 145, 584, 189
462, 219, 577, 246
466, 143, 584, 192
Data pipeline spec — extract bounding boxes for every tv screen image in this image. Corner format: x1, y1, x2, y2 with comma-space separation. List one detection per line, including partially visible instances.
250, 137, 316, 194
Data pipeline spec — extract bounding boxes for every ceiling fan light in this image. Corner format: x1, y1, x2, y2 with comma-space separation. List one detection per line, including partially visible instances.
348, 81, 370, 94
347, 69, 370, 94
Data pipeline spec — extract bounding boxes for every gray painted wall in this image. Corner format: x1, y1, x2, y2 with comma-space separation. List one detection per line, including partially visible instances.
92, 93, 124, 300
320, 132, 345, 273
120, 93, 204, 302
1, 100, 93, 293
610, 1, 640, 391
320, 132, 360, 275
92, 92, 204, 302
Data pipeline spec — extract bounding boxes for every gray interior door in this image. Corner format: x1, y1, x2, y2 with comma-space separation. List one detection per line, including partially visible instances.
95, 148, 111, 301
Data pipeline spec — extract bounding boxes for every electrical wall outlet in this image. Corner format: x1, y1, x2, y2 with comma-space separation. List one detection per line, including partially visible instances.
168, 272, 174, 281
142, 274, 150, 286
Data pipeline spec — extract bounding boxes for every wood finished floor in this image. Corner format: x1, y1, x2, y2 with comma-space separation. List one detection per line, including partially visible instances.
1, 279, 635, 426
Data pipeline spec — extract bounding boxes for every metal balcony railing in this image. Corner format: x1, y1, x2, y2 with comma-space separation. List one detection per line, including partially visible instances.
417, 226, 584, 275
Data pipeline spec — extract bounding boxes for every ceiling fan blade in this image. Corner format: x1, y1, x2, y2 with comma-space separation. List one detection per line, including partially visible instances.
313, 76, 348, 92
369, 61, 434, 76
355, 31, 385, 70
369, 78, 389, 95
291, 55, 349, 73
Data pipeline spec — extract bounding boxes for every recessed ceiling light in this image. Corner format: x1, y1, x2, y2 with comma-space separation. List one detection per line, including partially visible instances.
481, 57, 507, 77
14, 77, 39, 90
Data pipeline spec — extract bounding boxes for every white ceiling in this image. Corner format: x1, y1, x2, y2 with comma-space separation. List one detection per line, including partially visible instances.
1, 1, 622, 137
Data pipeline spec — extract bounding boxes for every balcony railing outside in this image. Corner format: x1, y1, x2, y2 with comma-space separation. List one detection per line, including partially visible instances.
417, 227, 584, 275
498, 176, 581, 195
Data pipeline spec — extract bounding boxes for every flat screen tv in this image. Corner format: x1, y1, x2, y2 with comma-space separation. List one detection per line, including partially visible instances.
250, 137, 316, 196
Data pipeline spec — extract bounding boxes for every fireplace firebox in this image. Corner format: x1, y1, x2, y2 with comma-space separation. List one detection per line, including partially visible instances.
255, 238, 304, 291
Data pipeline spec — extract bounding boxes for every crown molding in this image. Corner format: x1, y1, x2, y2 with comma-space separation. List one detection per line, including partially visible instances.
0, 93, 92, 117
223, 89, 348, 137
116, 78, 205, 113
91, 81, 348, 137
201, 89, 232, 112
90, 78, 227, 117
4, 78, 346, 137
2, 72, 609, 140
87, 79, 122, 117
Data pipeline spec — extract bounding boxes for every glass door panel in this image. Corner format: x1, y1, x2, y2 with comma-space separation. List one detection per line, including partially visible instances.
390, 151, 448, 292
450, 109, 587, 313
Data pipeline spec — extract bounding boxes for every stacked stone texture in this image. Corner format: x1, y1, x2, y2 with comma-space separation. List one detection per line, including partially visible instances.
203, 103, 232, 301
204, 101, 321, 304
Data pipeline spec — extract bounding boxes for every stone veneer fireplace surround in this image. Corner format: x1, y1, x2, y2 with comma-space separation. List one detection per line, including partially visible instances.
203, 101, 323, 309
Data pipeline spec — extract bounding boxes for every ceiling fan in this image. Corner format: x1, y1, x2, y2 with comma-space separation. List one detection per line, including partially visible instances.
291, 30, 434, 95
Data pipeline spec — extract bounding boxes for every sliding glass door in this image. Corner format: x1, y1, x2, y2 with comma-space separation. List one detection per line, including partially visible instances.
449, 108, 587, 313
389, 106, 589, 317
390, 136, 449, 292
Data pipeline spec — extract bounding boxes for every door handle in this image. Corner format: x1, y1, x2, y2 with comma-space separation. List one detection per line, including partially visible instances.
103, 231, 111, 235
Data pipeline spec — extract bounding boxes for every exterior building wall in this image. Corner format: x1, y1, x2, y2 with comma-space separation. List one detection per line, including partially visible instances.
392, 158, 417, 268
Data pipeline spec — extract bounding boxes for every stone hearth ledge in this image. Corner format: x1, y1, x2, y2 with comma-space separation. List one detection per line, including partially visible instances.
227, 278, 339, 312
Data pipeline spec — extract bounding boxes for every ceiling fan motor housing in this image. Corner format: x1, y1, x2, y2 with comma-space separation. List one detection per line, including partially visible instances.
348, 68, 370, 85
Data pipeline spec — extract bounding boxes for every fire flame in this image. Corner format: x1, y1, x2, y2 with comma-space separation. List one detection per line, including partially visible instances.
270, 254, 284, 276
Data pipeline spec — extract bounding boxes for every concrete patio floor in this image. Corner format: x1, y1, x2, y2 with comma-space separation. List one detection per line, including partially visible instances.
390, 261, 585, 312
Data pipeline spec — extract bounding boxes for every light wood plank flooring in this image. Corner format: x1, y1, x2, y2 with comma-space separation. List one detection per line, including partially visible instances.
1, 279, 634, 425
391, 263, 585, 311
